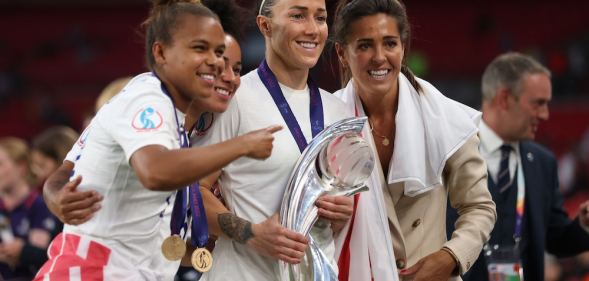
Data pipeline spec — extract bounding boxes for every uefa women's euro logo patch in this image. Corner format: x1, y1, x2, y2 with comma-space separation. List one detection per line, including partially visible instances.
132, 106, 164, 131
77, 125, 92, 148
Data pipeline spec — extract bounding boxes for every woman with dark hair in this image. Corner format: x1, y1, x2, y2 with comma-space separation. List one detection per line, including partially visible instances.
176, 0, 249, 280
332, 0, 496, 280
36, 1, 279, 280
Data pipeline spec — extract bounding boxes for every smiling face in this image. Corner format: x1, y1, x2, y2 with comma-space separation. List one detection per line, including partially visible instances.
261, 0, 328, 71
502, 73, 552, 141
337, 13, 404, 97
195, 34, 242, 114
156, 14, 226, 112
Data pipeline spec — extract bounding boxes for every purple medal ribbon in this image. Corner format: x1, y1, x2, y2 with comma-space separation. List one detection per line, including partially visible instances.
169, 125, 190, 238
170, 184, 189, 238
188, 183, 208, 247
154, 72, 209, 246
257, 60, 324, 152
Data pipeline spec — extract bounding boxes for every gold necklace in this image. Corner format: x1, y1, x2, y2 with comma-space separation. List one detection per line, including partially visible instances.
368, 119, 390, 146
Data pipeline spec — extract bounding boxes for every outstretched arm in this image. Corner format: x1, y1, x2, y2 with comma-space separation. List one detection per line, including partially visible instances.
131, 125, 282, 191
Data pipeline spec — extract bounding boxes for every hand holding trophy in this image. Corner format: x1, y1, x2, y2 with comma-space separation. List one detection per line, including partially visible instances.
279, 117, 375, 281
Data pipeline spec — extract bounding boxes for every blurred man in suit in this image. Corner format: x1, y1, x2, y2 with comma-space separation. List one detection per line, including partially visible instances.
448, 52, 589, 281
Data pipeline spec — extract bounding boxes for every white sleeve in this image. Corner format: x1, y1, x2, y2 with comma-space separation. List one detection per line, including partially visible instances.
64, 142, 81, 164
104, 91, 180, 162
64, 123, 94, 163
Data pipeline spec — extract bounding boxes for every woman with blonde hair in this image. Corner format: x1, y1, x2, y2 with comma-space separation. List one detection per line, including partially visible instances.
0, 137, 58, 280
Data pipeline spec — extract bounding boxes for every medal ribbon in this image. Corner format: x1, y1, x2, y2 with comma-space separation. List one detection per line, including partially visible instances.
189, 183, 208, 248
257, 60, 324, 152
153, 72, 208, 243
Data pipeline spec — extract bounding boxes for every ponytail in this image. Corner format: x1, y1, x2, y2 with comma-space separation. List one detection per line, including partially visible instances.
401, 64, 422, 94
338, 62, 352, 88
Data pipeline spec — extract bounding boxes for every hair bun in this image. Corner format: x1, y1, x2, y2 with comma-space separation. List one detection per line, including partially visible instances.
152, 0, 201, 8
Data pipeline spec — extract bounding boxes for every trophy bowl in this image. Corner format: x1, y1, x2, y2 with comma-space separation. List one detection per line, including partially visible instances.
318, 133, 373, 195
279, 117, 374, 281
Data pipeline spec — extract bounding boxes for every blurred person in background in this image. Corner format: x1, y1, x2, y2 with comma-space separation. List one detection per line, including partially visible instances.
83, 77, 133, 128
448, 52, 589, 281
0, 137, 58, 280
95, 77, 133, 113
30, 126, 79, 189
544, 253, 563, 281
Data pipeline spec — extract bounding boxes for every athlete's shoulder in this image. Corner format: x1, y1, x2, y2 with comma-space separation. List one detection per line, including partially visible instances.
232, 69, 266, 104
101, 73, 170, 112
239, 69, 264, 91
118, 73, 168, 101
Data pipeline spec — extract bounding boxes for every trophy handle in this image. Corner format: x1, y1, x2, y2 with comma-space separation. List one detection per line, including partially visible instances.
278, 117, 372, 281
281, 236, 338, 281
308, 236, 338, 281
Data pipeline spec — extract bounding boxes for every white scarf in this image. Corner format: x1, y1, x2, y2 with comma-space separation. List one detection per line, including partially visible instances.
333, 73, 481, 281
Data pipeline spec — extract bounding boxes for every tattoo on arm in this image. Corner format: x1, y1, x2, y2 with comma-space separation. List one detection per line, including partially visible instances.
218, 213, 254, 244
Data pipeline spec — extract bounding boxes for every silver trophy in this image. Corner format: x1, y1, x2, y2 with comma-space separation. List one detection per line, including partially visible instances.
279, 117, 375, 281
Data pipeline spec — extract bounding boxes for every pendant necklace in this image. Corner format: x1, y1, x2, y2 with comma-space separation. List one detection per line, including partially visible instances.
368, 119, 390, 146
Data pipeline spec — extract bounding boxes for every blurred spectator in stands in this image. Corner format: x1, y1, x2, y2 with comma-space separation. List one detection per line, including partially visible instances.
545, 253, 563, 281
82, 76, 132, 128
560, 130, 589, 220
31, 126, 79, 190
94, 77, 132, 112
0, 137, 58, 280
448, 52, 589, 281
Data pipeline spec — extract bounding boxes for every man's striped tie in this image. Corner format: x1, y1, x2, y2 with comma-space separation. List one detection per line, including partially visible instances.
497, 144, 513, 193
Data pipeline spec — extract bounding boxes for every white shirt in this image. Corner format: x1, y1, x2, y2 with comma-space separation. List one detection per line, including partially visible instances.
479, 121, 520, 183
64, 72, 182, 280
195, 69, 351, 281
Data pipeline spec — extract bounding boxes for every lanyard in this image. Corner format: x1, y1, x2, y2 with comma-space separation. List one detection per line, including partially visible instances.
257, 60, 324, 152
514, 149, 525, 244
153, 72, 209, 248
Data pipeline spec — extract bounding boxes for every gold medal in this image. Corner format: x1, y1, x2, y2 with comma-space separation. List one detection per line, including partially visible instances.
191, 248, 213, 272
161, 235, 186, 261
